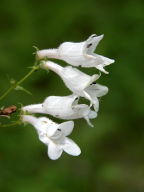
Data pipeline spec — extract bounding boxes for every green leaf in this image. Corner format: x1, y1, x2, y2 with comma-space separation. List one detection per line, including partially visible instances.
0, 106, 5, 110
10, 78, 16, 85
15, 85, 32, 95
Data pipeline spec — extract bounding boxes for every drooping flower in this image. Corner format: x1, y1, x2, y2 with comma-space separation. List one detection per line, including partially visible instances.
41, 61, 108, 111
22, 94, 97, 127
22, 115, 81, 160
37, 34, 114, 74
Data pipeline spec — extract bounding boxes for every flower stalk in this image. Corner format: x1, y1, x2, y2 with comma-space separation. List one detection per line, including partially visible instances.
0, 121, 21, 128
0, 63, 39, 101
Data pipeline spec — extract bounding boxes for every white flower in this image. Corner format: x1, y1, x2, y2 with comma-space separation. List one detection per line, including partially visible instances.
37, 34, 114, 74
22, 115, 81, 160
41, 61, 108, 111
22, 94, 97, 127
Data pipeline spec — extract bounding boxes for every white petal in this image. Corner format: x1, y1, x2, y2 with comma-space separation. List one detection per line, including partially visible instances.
71, 95, 79, 106
43, 94, 77, 117
83, 90, 99, 112
98, 55, 115, 66
48, 142, 63, 160
83, 90, 94, 104
59, 41, 85, 58
84, 116, 94, 127
96, 64, 109, 74
37, 49, 59, 59
38, 132, 50, 144
42, 61, 92, 91
58, 121, 74, 136
83, 89, 99, 107
72, 104, 90, 116
93, 102, 99, 112
88, 110, 97, 119
84, 108, 97, 127
47, 124, 59, 137
35, 117, 58, 136
85, 34, 104, 54
87, 83, 109, 97
22, 115, 38, 126
63, 138, 81, 156
84, 84, 108, 109
60, 66, 95, 91
41, 61, 100, 98
22, 104, 44, 114
40, 61, 63, 75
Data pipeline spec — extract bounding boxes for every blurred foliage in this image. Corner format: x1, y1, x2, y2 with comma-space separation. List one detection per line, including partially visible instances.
0, 0, 144, 192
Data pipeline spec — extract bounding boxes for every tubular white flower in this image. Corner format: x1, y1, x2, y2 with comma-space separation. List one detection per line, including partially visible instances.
37, 34, 115, 74
41, 61, 108, 110
22, 94, 97, 127
22, 115, 81, 160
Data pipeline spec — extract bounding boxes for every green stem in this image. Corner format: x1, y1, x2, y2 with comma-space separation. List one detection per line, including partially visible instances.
0, 63, 39, 101
0, 121, 21, 128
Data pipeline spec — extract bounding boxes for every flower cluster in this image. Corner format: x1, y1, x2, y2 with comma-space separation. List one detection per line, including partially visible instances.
22, 34, 114, 160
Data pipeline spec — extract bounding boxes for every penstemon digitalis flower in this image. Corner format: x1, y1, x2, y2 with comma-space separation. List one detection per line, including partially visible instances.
22, 115, 81, 160
37, 34, 114, 74
22, 94, 97, 127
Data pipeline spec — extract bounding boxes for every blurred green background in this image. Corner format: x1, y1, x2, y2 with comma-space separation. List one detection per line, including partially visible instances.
0, 0, 144, 191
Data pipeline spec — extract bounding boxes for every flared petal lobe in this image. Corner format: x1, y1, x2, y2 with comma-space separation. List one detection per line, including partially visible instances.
63, 138, 81, 156
48, 142, 63, 160
58, 121, 74, 136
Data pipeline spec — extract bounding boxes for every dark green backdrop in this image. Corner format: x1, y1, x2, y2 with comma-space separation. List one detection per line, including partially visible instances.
0, 0, 144, 192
